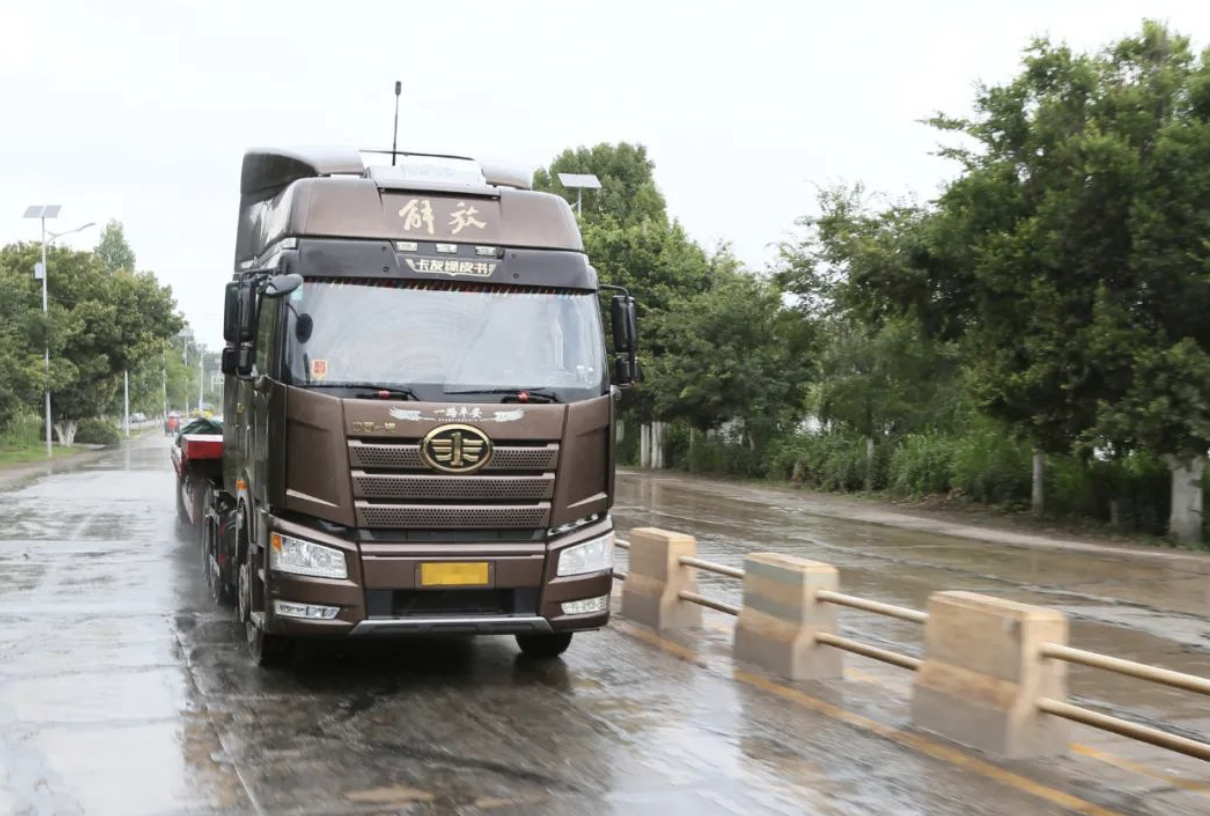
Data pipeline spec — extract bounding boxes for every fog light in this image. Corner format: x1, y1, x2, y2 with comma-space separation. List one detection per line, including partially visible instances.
561, 595, 609, 616
274, 601, 340, 620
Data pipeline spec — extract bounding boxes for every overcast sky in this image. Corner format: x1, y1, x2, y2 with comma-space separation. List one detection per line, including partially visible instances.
3, 1, 1208, 348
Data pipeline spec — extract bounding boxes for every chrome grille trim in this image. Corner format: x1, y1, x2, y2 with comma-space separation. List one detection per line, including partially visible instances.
355, 502, 551, 529
352, 472, 555, 501
349, 441, 559, 471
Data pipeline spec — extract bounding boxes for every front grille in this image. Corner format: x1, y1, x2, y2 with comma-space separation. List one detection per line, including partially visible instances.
366, 588, 540, 617
349, 437, 557, 530
356, 502, 550, 529
349, 441, 559, 471
353, 473, 554, 501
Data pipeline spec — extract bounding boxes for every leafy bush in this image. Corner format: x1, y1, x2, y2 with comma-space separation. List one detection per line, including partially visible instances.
0, 413, 42, 448
74, 417, 120, 446
766, 430, 887, 492
887, 433, 954, 496
949, 427, 1032, 506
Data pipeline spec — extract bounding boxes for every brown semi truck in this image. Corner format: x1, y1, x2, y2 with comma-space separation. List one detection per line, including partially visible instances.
190, 148, 639, 665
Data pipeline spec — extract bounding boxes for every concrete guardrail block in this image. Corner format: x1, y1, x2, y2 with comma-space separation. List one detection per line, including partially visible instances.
733, 553, 842, 680
620, 527, 702, 632
911, 591, 1069, 758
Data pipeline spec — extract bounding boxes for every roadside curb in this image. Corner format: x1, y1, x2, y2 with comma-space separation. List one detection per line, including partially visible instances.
0, 434, 156, 492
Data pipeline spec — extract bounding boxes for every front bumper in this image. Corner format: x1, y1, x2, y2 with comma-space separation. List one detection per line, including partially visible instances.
260, 515, 613, 638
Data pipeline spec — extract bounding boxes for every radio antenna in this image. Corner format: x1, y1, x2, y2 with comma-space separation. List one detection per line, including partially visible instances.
391, 81, 402, 166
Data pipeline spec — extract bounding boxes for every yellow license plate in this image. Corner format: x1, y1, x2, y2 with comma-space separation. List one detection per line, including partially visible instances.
420, 562, 490, 587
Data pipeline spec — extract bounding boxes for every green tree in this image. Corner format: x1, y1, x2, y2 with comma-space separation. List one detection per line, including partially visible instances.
647, 255, 811, 444
917, 22, 1210, 538
533, 142, 667, 227
0, 243, 183, 444
777, 186, 960, 484
537, 142, 719, 433
95, 219, 137, 274
0, 253, 47, 430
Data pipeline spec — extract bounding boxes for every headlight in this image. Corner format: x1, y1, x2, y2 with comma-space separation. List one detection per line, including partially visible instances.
557, 532, 614, 577
269, 533, 348, 579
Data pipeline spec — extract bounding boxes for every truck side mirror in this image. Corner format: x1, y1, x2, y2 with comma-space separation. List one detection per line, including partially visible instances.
264, 273, 303, 299
613, 356, 633, 386
236, 346, 254, 377
610, 295, 638, 353
221, 347, 237, 375
238, 280, 257, 343
223, 282, 240, 343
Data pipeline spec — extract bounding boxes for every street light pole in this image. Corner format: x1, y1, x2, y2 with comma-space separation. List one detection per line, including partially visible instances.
23, 207, 95, 457
40, 217, 51, 457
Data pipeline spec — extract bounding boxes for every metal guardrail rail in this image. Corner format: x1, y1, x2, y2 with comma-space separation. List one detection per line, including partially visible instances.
816, 632, 923, 671
812, 589, 926, 671
613, 528, 1210, 763
614, 534, 926, 668
680, 555, 745, 579
816, 589, 929, 624
1037, 698, 1210, 762
1040, 643, 1210, 696
1037, 643, 1210, 762
613, 537, 629, 581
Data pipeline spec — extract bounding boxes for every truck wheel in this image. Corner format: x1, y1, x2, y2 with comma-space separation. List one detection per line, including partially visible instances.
515, 633, 573, 658
247, 619, 292, 668
175, 479, 190, 526
237, 531, 291, 668
203, 494, 235, 607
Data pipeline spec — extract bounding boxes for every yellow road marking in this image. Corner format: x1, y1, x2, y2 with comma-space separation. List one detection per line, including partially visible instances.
1071, 743, 1210, 796
695, 610, 1208, 795
614, 620, 1127, 816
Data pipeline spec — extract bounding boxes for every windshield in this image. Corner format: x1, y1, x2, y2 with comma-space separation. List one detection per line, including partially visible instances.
283, 279, 607, 402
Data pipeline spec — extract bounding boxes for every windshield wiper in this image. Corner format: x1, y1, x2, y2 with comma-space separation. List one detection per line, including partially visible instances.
442, 388, 561, 404
307, 382, 419, 401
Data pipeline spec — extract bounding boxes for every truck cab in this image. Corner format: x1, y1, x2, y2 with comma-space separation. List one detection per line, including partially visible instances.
205, 148, 639, 664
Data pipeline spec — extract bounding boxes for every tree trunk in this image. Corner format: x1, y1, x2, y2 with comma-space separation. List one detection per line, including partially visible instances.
1108, 499, 1122, 530
1167, 454, 1205, 545
864, 435, 875, 491
53, 420, 77, 447
640, 422, 651, 468
1031, 450, 1045, 516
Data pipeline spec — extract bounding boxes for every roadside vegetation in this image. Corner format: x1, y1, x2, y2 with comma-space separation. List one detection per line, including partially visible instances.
0, 221, 200, 461
537, 22, 1210, 545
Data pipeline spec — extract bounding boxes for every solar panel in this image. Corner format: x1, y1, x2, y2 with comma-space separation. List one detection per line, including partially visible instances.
557, 173, 602, 189
23, 205, 61, 219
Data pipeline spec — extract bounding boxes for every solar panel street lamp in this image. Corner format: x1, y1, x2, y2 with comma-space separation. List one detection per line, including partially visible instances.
22, 207, 94, 457
557, 173, 602, 216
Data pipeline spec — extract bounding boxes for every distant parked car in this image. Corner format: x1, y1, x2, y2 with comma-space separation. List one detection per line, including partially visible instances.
131, 412, 147, 423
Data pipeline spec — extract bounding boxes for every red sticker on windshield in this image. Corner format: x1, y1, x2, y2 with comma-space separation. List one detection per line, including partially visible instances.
310, 359, 329, 381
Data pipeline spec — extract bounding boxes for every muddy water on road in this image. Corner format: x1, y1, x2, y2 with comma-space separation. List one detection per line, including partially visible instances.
0, 439, 1207, 815
615, 470, 1210, 787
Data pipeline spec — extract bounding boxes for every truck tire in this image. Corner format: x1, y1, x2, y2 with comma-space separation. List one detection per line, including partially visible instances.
515, 632, 573, 658
236, 522, 292, 668
202, 487, 235, 607
247, 618, 292, 668
175, 478, 191, 527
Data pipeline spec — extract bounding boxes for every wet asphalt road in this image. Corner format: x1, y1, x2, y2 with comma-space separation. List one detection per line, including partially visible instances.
1, 436, 1209, 816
